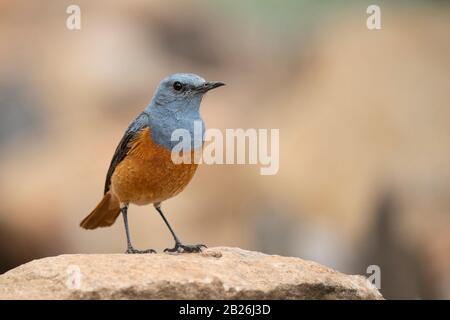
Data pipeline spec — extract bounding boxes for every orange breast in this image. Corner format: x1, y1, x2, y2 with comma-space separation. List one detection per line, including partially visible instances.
110, 127, 199, 205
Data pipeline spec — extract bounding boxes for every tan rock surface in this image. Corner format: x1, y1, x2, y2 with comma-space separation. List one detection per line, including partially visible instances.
0, 247, 382, 299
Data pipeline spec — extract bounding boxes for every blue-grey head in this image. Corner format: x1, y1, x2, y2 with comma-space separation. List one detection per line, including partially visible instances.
145, 73, 225, 150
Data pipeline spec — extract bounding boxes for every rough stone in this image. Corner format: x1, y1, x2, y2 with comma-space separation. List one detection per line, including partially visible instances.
0, 247, 382, 299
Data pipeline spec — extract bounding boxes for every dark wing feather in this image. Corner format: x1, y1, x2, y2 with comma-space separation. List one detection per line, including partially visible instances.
104, 112, 149, 194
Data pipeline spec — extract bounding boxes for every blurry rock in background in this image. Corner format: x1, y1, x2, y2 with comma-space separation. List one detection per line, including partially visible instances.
358, 189, 440, 299
0, 0, 449, 299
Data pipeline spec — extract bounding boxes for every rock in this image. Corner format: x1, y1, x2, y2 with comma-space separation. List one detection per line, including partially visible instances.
0, 247, 382, 299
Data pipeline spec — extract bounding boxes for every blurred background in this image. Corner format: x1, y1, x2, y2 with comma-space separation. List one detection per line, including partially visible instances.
1, 0, 449, 299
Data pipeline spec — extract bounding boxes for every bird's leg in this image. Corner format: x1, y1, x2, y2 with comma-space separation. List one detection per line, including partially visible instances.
121, 204, 156, 254
154, 203, 206, 253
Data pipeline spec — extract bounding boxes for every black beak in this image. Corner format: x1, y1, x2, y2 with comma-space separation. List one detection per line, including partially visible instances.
200, 81, 226, 92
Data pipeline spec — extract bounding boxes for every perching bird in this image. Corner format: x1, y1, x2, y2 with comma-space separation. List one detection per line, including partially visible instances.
80, 73, 224, 253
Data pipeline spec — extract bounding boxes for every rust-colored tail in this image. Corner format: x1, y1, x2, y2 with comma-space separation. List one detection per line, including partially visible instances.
80, 192, 121, 229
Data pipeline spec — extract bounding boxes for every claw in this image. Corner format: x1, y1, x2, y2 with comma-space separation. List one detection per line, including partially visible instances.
164, 243, 207, 253
126, 247, 157, 254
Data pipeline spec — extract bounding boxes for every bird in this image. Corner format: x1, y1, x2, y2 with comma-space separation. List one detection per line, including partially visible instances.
80, 73, 225, 253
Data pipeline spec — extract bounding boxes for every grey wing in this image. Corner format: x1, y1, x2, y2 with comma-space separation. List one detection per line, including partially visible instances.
103, 112, 149, 194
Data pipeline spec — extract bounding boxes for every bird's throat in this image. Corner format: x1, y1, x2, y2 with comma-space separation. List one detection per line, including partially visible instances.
147, 109, 204, 152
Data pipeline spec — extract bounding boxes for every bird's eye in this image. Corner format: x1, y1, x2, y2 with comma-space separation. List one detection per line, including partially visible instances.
173, 81, 183, 91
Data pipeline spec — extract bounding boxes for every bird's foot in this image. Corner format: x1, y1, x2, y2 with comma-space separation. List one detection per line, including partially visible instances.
126, 247, 156, 254
164, 242, 207, 253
